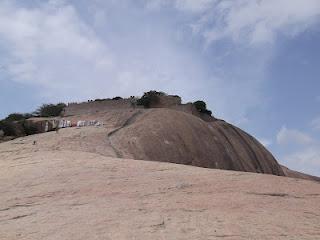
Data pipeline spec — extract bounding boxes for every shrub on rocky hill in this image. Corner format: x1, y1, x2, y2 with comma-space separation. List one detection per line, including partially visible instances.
94, 99, 107, 102
0, 120, 16, 136
5, 113, 33, 122
112, 96, 123, 100
0, 113, 34, 137
34, 103, 66, 117
137, 91, 166, 108
21, 121, 39, 136
193, 100, 212, 116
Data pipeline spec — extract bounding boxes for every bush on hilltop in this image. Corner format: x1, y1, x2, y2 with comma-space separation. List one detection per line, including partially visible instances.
34, 103, 66, 117
137, 91, 166, 108
193, 100, 212, 116
5, 113, 33, 122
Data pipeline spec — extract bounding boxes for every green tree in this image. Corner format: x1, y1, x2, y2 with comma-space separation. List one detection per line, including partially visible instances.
137, 91, 166, 108
5, 113, 33, 122
0, 120, 16, 136
193, 100, 212, 116
112, 96, 123, 100
21, 121, 38, 135
35, 103, 66, 117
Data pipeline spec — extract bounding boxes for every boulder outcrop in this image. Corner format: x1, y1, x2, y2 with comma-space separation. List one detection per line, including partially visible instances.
110, 109, 284, 175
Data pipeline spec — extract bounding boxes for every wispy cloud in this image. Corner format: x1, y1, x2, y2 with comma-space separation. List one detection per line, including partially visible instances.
192, 0, 320, 45
311, 116, 320, 131
276, 126, 314, 146
145, 0, 217, 13
0, 1, 112, 96
276, 126, 320, 175
0, 0, 208, 103
283, 147, 320, 176
146, 0, 320, 46
144, 0, 320, 125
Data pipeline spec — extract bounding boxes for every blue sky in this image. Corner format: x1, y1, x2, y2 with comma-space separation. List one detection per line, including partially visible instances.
0, 0, 320, 176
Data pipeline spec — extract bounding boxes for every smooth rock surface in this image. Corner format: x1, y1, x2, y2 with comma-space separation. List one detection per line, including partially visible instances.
0, 149, 319, 240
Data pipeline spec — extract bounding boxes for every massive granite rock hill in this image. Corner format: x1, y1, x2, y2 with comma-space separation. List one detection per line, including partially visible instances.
3, 96, 318, 180
62, 97, 319, 180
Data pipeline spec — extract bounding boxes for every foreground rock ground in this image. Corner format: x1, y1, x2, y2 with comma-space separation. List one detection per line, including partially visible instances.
1, 140, 320, 239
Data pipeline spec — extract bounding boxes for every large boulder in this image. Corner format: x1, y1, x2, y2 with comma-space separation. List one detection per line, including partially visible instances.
111, 109, 284, 176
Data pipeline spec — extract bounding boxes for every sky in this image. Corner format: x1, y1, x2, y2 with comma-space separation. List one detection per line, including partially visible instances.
0, 0, 320, 176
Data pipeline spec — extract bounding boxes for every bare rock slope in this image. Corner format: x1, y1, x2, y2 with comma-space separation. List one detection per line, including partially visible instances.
0, 148, 319, 240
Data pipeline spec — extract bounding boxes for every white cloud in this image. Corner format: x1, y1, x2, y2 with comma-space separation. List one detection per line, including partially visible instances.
283, 147, 320, 176
276, 126, 314, 146
142, 0, 320, 125
192, 0, 320, 45
0, 1, 112, 90
276, 126, 320, 176
0, 0, 208, 103
145, 0, 216, 13
311, 116, 320, 131
174, 0, 216, 13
